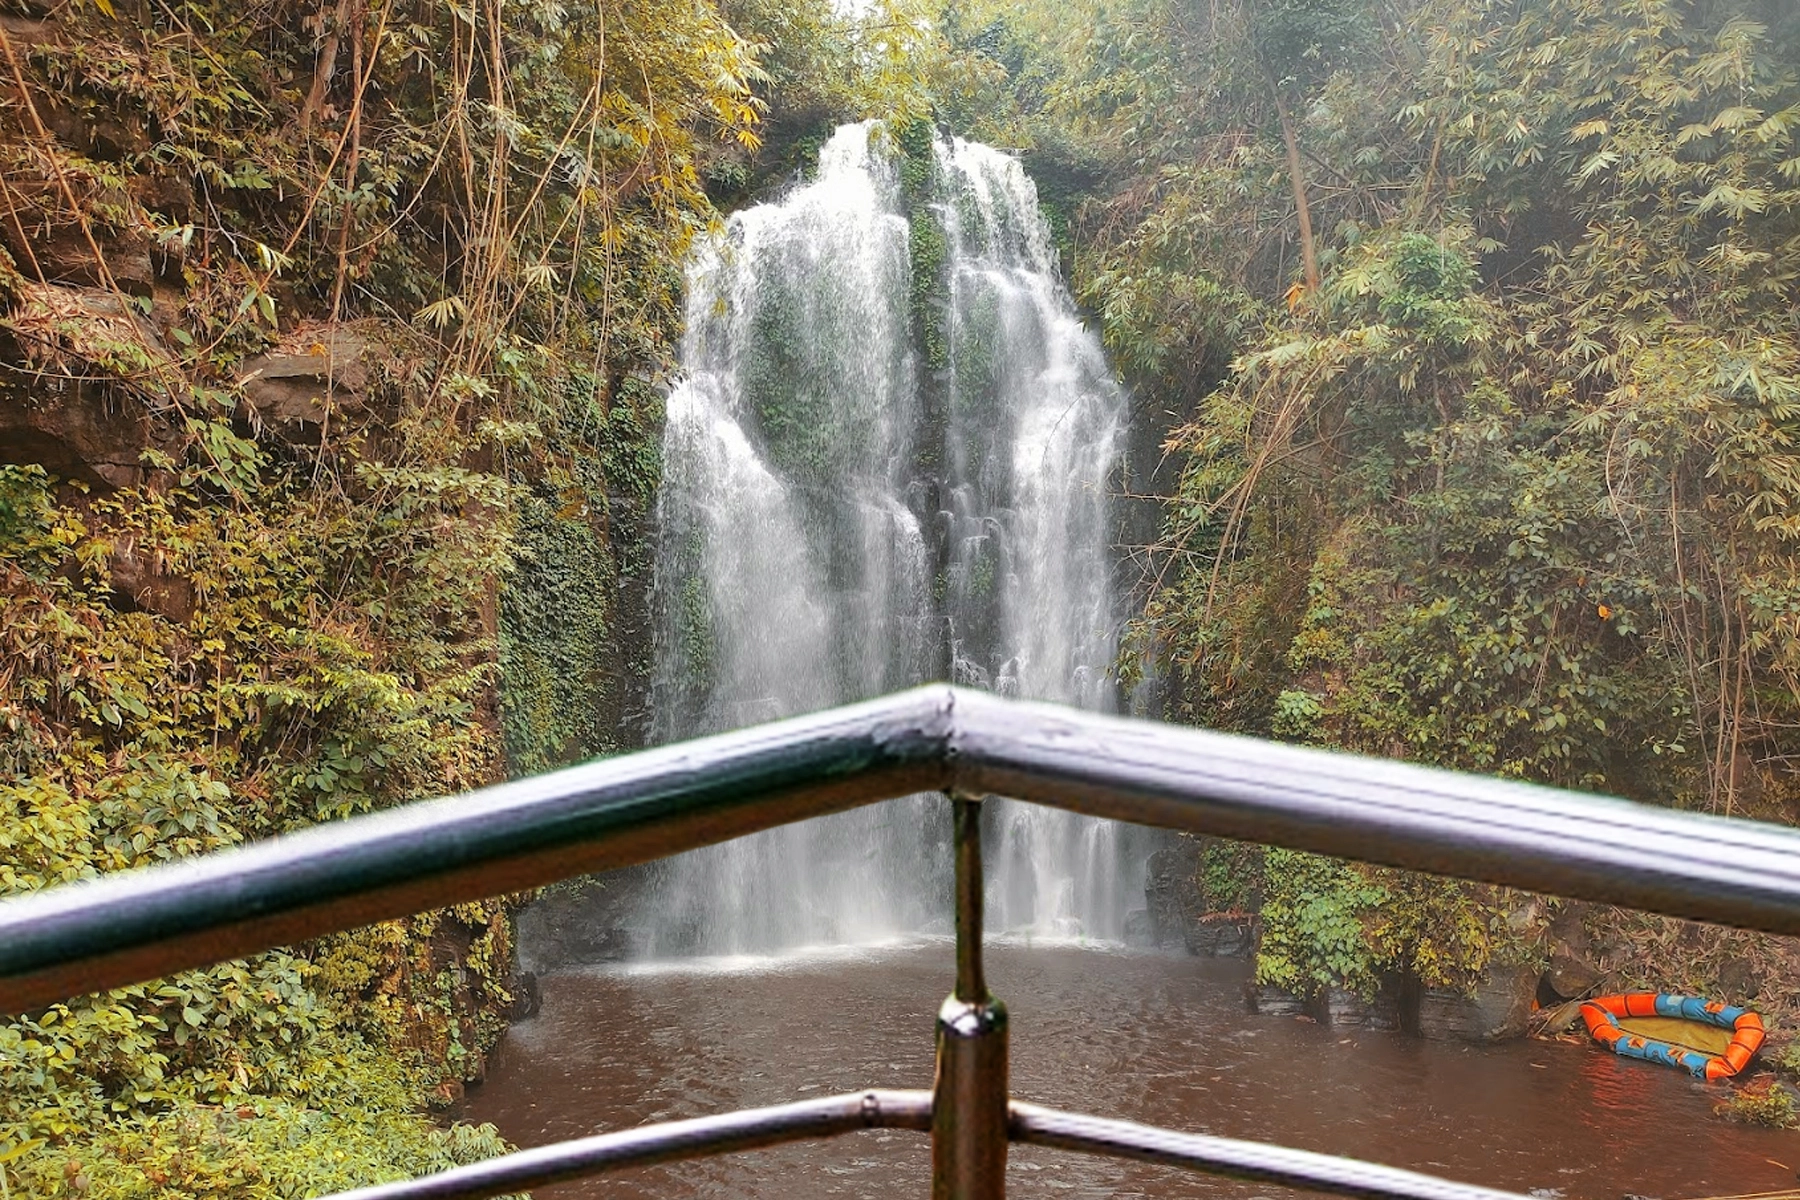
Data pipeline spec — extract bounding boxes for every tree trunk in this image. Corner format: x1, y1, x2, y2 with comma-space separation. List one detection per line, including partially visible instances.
1272, 86, 1320, 293
301, 0, 355, 136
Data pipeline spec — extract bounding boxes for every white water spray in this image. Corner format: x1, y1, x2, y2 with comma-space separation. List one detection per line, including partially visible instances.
640, 123, 1143, 957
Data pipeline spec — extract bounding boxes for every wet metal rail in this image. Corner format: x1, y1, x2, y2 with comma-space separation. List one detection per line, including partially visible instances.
6, 685, 1800, 1198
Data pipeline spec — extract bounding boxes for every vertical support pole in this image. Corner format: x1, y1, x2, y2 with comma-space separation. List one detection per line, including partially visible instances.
932, 796, 1008, 1200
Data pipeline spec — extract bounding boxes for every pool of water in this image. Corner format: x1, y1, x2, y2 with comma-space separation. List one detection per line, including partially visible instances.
462, 942, 1799, 1199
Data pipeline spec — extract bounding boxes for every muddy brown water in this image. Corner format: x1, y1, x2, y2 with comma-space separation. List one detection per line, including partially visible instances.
461, 943, 1799, 1200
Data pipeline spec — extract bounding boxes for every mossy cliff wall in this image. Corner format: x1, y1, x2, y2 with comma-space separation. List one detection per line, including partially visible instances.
0, 0, 745, 1191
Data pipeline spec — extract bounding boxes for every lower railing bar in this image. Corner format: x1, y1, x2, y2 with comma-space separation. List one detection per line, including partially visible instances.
1008, 1101, 1528, 1200
320, 1089, 934, 1200
318, 1094, 1535, 1200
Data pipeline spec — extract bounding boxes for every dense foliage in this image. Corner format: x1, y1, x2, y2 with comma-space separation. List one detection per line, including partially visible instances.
0, 0, 1015, 1186
0, 0, 815, 1190
7, 0, 1800, 1185
927, 0, 1800, 998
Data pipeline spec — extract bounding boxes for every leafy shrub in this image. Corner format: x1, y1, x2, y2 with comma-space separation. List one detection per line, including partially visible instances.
1715, 1079, 1798, 1128
1255, 849, 1388, 998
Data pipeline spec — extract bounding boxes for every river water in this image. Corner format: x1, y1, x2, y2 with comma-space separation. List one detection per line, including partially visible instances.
463, 943, 1798, 1200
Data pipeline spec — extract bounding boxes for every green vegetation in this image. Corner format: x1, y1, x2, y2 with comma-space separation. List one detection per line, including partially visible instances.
1255, 850, 1389, 997
923, 0, 1800, 999
900, 116, 952, 376
0, 0, 1011, 1188
0, 455, 519, 1193
0, 0, 781, 1190
6, 0, 1800, 1183
500, 378, 663, 774
1716, 1078, 1799, 1127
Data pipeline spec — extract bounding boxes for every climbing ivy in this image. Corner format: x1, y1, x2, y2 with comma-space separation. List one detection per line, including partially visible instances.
1256, 850, 1389, 999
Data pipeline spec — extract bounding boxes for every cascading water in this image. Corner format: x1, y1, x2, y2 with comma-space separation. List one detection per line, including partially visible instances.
638, 122, 1145, 958
933, 136, 1136, 940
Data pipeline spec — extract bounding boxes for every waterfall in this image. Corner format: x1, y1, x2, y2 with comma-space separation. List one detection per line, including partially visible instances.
638, 122, 1143, 958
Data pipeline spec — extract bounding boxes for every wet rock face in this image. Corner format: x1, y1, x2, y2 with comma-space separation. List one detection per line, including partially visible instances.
1124, 908, 1155, 947
1187, 916, 1254, 957
1418, 963, 1538, 1041
506, 970, 542, 1022
17, 226, 158, 295
1325, 981, 1403, 1031
0, 378, 162, 489
1143, 839, 1253, 956
107, 534, 196, 623
515, 868, 649, 972
1246, 979, 1402, 1029
1144, 840, 1203, 948
1247, 983, 1313, 1019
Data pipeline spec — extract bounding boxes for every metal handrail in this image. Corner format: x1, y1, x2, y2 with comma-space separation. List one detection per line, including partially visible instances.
327, 1090, 935, 1200
5, 684, 1800, 1198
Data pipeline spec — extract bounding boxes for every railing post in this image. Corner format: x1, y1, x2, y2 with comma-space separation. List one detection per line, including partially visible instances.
932, 795, 1008, 1200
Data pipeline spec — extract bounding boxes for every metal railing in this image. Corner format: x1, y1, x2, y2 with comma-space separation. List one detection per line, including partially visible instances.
5, 684, 1800, 1199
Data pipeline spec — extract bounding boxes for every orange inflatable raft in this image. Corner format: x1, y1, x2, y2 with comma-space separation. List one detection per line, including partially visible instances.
1579, 993, 1764, 1081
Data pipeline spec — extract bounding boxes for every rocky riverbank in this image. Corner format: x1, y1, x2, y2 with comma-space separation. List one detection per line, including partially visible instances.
1141, 835, 1800, 1055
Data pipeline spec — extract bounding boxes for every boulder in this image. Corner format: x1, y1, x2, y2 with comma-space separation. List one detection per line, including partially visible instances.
1537, 997, 1587, 1035
236, 329, 372, 444
1417, 963, 1538, 1042
1543, 951, 1601, 1001
1539, 903, 1602, 1001
1544, 905, 1594, 957
1718, 956, 1759, 1002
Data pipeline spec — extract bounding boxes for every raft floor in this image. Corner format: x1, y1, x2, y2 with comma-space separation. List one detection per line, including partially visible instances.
1614, 1015, 1735, 1056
